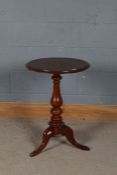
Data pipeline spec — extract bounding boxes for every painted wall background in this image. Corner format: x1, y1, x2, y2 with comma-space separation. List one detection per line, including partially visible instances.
0, 0, 117, 104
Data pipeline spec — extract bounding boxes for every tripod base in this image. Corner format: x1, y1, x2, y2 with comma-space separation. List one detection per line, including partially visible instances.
30, 124, 90, 157
29, 74, 90, 157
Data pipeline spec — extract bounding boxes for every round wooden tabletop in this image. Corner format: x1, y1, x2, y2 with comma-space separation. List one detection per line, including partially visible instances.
26, 57, 90, 74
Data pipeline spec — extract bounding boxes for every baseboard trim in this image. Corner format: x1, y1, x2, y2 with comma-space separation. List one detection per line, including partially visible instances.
0, 102, 117, 120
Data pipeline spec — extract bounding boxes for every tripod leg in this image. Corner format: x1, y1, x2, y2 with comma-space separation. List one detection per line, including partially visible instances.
30, 127, 53, 157
61, 125, 90, 151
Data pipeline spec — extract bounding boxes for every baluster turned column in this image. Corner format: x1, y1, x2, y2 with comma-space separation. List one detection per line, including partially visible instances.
49, 74, 64, 135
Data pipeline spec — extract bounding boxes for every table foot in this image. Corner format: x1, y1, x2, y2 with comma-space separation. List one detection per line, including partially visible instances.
61, 125, 90, 151
30, 127, 53, 157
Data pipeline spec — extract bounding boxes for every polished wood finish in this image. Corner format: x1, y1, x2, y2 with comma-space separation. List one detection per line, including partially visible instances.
26, 57, 90, 156
26, 57, 90, 74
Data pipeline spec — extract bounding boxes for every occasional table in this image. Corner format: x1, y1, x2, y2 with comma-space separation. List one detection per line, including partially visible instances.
26, 57, 90, 157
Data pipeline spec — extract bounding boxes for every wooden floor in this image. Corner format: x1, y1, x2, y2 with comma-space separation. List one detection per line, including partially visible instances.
0, 102, 117, 120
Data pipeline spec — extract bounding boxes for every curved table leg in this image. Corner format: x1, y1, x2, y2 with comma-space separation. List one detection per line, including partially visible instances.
30, 127, 53, 157
61, 125, 90, 151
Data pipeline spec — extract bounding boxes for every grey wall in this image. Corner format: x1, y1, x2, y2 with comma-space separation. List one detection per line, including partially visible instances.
0, 0, 117, 104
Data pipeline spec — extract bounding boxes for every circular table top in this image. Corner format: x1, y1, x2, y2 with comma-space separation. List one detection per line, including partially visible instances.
26, 57, 90, 74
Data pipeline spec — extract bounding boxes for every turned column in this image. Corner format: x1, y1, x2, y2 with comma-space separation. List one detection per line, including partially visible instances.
49, 74, 64, 135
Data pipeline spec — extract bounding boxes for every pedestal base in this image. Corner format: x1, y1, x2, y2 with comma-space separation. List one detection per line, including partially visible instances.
30, 124, 90, 157
30, 74, 90, 157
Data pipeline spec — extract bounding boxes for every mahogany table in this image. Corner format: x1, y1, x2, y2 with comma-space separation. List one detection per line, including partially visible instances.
26, 57, 90, 157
